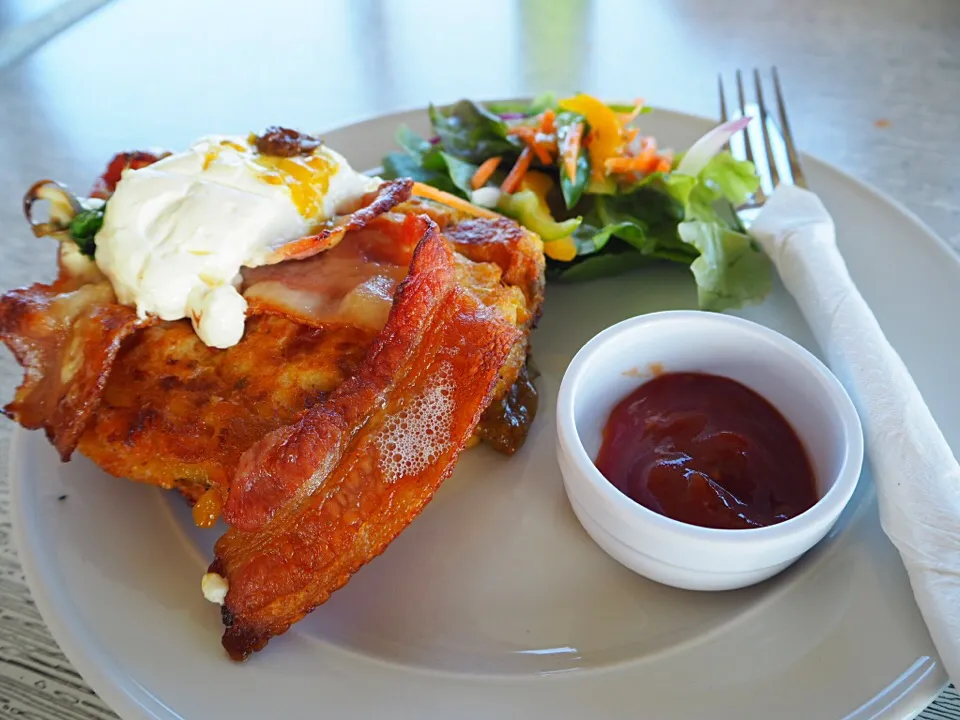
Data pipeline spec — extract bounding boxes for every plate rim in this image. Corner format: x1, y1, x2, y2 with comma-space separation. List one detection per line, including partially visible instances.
11, 428, 173, 720
9, 102, 954, 720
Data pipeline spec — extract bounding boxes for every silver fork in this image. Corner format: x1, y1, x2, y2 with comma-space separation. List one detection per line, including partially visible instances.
719, 68, 806, 216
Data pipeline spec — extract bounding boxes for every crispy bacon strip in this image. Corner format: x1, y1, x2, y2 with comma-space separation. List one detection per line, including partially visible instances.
213, 215, 521, 659
0, 179, 412, 464
265, 178, 414, 263
242, 218, 418, 331
0, 281, 151, 459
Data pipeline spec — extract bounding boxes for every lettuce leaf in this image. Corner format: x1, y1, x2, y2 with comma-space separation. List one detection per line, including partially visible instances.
380, 100, 771, 312
679, 221, 772, 311
561, 152, 769, 309
659, 151, 759, 224
699, 152, 760, 207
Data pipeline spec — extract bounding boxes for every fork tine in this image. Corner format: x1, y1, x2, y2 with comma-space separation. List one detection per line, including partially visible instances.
753, 68, 780, 188
718, 74, 728, 122
736, 70, 765, 203
718, 74, 732, 154
772, 67, 807, 188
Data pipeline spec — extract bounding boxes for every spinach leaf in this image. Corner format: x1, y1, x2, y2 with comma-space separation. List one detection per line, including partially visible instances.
428, 100, 518, 163
554, 251, 652, 282
387, 126, 478, 197
68, 207, 104, 258
394, 125, 446, 171
382, 152, 460, 195
593, 195, 652, 252
438, 152, 478, 196
589, 193, 693, 257
395, 124, 431, 157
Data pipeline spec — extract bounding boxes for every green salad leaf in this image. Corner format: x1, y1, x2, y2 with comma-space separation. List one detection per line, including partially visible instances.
382, 150, 460, 195
428, 100, 517, 163
68, 206, 104, 258
554, 251, 652, 281
572, 191, 691, 261
383, 125, 469, 195
486, 93, 558, 116
658, 151, 760, 225
380, 95, 772, 313
699, 152, 760, 208
439, 152, 478, 196
395, 124, 441, 167
679, 221, 772, 311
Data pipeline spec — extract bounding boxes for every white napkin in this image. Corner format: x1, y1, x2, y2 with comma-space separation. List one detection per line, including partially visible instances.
750, 185, 960, 683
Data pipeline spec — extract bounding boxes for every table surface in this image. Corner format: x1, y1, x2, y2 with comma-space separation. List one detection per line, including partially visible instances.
0, 0, 959, 717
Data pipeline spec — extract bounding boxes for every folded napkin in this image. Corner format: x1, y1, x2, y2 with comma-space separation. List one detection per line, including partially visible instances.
750, 185, 960, 683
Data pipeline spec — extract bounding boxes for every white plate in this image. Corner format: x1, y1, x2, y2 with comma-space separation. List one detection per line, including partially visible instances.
11, 107, 954, 720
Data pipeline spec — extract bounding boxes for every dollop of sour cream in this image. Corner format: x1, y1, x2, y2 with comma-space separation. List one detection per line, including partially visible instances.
201, 572, 229, 605
94, 134, 380, 348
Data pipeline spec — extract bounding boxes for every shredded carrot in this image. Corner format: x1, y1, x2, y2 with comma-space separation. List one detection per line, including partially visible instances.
540, 108, 556, 134
411, 182, 501, 219
530, 139, 553, 165
507, 126, 535, 139
470, 156, 502, 190
624, 127, 640, 144
560, 121, 584, 181
617, 98, 645, 126
635, 145, 659, 171
654, 157, 672, 173
605, 145, 662, 175
604, 157, 638, 173
508, 126, 555, 164
500, 147, 534, 194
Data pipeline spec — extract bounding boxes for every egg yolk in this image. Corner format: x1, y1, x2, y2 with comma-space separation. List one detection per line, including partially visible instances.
255, 152, 335, 220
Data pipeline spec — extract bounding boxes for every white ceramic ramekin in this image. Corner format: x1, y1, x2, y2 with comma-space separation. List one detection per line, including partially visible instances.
556, 310, 864, 591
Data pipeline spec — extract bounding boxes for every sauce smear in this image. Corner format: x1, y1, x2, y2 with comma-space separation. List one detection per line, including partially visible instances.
595, 372, 817, 530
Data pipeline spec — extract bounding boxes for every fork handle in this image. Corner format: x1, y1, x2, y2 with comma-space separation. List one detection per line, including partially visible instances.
750, 184, 960, 684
